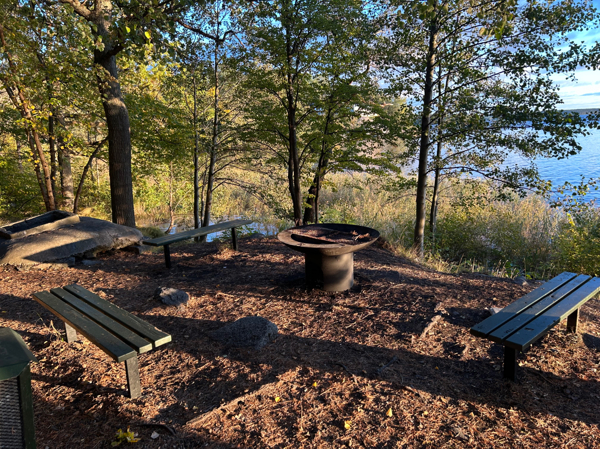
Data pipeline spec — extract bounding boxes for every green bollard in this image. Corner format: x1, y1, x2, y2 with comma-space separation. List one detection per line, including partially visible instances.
0, 327, 38, 449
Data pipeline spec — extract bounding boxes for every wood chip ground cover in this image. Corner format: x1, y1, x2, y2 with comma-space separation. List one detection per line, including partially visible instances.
0, 238, 598, 448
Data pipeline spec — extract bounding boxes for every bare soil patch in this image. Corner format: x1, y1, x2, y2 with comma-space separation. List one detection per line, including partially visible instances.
1, 237, 599, 448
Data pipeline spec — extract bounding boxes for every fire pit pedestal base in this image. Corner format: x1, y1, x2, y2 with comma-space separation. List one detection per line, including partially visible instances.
305, 252, 353, 291
277, 223, 379, 292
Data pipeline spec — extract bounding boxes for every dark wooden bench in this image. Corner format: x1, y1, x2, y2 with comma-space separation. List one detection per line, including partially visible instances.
471, 272, 600, 380
142, 219, 253, 268
32, 284, 171, 398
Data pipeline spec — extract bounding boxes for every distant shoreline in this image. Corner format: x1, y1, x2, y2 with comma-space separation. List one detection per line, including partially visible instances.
563, 108, 598, 114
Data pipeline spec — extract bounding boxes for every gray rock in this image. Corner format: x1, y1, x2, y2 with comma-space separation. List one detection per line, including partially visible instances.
489, 306, 503, 315
210, 316, 278, 350
82, 259, 101, 266
33, 257, 76, 270
514, 276, 528, 286
154, 287, 190, 306
122, 244, 149, 254
0, 216, 142, 267
58, 257, 77, 267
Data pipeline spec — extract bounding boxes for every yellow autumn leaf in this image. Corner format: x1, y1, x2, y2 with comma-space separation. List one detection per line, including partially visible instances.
275, 396, 281, 402
344, 420, 351, 430
312, 382, 317, 387
386, 408, 393, 417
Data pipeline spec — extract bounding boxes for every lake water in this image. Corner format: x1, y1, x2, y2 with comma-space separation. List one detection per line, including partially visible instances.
503, 127, 600, 202
533, 128, 600, 201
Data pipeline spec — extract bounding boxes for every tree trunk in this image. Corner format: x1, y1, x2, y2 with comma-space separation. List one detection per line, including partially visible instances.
94, 55, 135, 226
73, 143, 103, 214
58, 135, 75, 211
429, 138, 442, 245
413, 20, 438, 258
203, 40, 220, 237
303, 153, 329, 224
429, 54, 451, 247
48, 113, 58, 201
193, 74, 201, 231
69, 0, 135, 226
303, 108, 334, 224
287, 98, 302, 225
166, 162, 175, 233
27, 131, 50, 211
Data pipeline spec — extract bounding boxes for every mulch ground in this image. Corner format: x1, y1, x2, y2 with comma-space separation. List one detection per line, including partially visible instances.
1, 237, 599, 448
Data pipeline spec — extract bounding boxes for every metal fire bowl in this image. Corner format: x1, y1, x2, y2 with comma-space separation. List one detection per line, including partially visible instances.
277, 223, 379, 256
277, 223, 380, 291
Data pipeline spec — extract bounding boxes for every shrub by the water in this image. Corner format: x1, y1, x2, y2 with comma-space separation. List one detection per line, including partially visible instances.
553, 209, 600, 276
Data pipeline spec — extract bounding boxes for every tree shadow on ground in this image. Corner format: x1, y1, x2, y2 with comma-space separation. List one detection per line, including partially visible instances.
147, 315, 600, 427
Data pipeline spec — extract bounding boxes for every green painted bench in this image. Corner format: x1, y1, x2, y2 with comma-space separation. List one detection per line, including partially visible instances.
471, 272, 600, 380
142, 219, 253, 268
32, 284, 171, 398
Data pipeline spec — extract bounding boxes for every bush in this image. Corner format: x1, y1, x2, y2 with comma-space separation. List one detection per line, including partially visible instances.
553, 210, 600, 276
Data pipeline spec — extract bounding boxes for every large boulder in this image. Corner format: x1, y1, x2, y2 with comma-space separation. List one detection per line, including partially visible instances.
210, 316, 278, 350
0, 216, 143, 267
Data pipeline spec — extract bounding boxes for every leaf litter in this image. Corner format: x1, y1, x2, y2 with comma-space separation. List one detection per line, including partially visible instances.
0, 237, 599, 448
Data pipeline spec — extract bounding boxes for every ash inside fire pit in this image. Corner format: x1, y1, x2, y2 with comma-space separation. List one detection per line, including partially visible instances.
290, 227, 373, 245
278, 223, 379, 291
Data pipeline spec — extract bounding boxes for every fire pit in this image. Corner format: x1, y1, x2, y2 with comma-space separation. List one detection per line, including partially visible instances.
277, 223, 379, 291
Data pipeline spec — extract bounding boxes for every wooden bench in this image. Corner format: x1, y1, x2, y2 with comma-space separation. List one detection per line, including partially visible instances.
142, 219, 253, 268
32, 284, 171, 398
470, 272, 600, 380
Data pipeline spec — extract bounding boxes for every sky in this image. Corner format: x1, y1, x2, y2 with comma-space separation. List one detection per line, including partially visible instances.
553, 0, 600, 110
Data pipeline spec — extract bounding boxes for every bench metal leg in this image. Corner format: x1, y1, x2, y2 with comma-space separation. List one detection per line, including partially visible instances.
231, 227, 238, 251
503, 347, 517, 381
164, 244, 172, 269
567, 309, 579, 333
124, 357, 142, 399
65, 322, 77, 343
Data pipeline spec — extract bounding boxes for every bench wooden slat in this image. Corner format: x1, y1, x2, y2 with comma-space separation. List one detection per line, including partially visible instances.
488, 274, 590, 343
142, 219, 252, 247
49, 288, 153, 354
32, 291, 136, 363
506, 277, 600, 350
470, 271, 577, 338
63, 284, 171, 348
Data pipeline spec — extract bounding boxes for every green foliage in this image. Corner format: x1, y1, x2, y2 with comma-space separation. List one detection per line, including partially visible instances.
432, 194, 560, 273
553, 210, 600, 276
137, 226, 165, 239
0, 151, 46, 221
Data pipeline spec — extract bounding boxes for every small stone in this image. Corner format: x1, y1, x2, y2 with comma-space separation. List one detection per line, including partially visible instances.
151, 431, 160, 440
210, 316, 278, 350
489, 307, 503, 315
514, 276, 528, 286
154, 287, 190, 306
